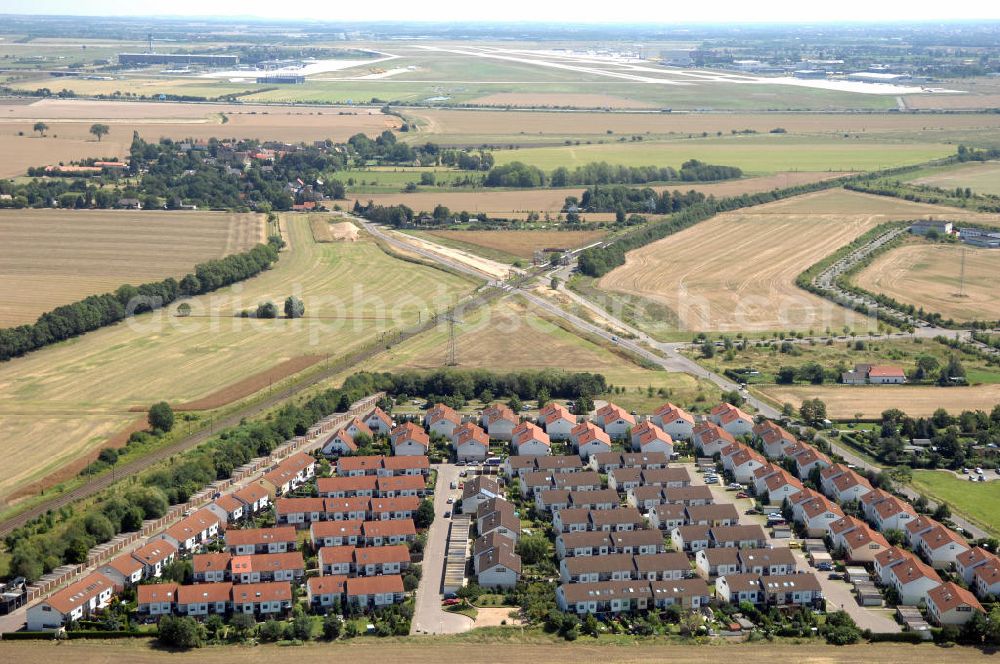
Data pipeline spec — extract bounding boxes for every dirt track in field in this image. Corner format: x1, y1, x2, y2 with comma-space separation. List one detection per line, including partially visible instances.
0, 639, 989, 664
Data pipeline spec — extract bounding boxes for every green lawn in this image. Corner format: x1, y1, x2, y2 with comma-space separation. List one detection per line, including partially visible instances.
492, 136, 954, 175
911, 470, 1000, 537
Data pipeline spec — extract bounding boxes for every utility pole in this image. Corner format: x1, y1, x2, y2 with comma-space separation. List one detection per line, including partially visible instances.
958, 247, 968, 298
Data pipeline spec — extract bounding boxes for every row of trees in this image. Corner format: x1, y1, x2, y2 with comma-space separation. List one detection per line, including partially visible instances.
575, 185, 708, 214
484, 159, 742, 189
0, 239, 281, 362
340, 369, 608, 408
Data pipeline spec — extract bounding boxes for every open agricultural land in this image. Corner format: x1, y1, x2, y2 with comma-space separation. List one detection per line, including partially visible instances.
758, 383, 1000, 419
853, 239, 1000, 323
595, 189, 1000, 335
366, 297, 722, 414
349, 172, 848, 217
911, 160, 1000, 195
0, 98, 399, 177
0, 639, 990, 664
0, 216, 474, 507
911, 470, 1000, 538
490, 136, 954, 174
0, 209, 264, 326
403, 107, 1000, 146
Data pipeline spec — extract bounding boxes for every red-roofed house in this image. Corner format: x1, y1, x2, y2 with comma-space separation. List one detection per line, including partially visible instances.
632, 421, 673, 456
594, 403, 636, 440
137, 583, 177, 616
307, 575, 347, 609
570, 421, 612, 459
710, 403, 754, 437
390, 422, 430, 456
27, 573, 115, 631
918, 525, 970, 569
926, 582, 984, 626
692, 422, 735, 457
425, 403, 462, 439
321, 429, 358, 456
346, 575, 405, 607
538, 403, 575, 440
453, 421, 489, 462
364, 407, 393, 436
231, 581, 293, 616
131, 540, 177, 579
512, 421, 551, 457
651, 403, 694, 440
344, 417, 373, 440
888, 558, 941, 605
99, 552, 145, 589
483, 404, 519, 441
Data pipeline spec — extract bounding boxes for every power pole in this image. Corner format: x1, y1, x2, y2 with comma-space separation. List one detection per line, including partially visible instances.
958, 247, 968, 298
447, 315, 457, 367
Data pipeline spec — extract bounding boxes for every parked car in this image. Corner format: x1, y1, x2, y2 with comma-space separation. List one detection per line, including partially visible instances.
443, 511, 452, 518
745, 508, 761, 515
727, 483, 742, 491
828, 573, 843, 581
446, 498, 454, 504
450, 481, 458, 490
442, 598, 461, 606
736, 491, 750, 499
816, 562, 833, 572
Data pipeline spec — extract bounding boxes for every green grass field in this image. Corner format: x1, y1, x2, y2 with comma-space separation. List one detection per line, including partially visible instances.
492, 136, 955, 175
341, 167, 477, 194
911, 470, 1000, 537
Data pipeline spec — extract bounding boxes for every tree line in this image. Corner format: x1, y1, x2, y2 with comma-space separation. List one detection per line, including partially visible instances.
484, 159, 743, 189
340, 369, 608, 410
574, 185, 708, 214
0, 239, 282, 362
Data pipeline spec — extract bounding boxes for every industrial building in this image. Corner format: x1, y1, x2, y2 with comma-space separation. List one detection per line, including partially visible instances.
256, 75, 305, 84
118, 53, 239, 67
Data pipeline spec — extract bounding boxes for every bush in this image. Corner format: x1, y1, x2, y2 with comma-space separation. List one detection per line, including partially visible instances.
158, 615, 206, 649
148, 401, 175, 432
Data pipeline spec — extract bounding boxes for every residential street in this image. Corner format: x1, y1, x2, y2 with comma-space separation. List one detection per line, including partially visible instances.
410, 463, 473, 635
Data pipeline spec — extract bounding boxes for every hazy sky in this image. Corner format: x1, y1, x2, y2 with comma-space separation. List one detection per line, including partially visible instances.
2, 0, 999, 24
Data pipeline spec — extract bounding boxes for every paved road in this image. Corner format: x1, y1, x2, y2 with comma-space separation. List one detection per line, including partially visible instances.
410, 463, 473, 635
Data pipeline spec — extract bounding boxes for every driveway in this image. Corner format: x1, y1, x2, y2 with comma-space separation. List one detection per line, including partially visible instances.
410, 463, 474, 635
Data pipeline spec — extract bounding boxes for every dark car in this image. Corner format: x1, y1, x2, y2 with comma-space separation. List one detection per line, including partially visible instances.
828, 573, 843, 580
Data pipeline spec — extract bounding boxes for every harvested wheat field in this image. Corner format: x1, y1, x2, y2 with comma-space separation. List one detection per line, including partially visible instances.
424, 230, 605, 259
0, 215, 473, 506
0, 98, 398, 177
760, 384, 1000, 419
367, 297, 719, 411
0, 636, 989, 664
596, 189, 1000, 333
913, 161, 1000, 196
0, 209, 264, 326
352, 172, 847, 216
465, 92, 658, 108
854, 241, 1000, 322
